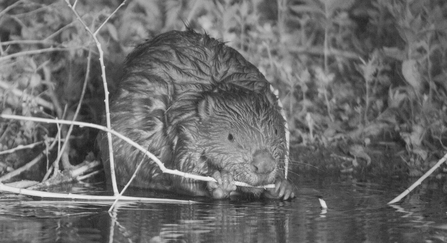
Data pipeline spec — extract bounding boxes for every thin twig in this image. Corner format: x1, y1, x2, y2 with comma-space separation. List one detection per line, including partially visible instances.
43, 120, 65, 181
0, 21, 76, 46
182, 0, 200, 30
0, 126, 63, 183
64, 0, 126, 196
0, 114, 275, 189
0, 0, 23, 18
0, 47, 82, 62
0, 39, 54, 46
10, 2, 55, 18
0, 153, 44, 182
109, 157, 146, 211
69, 160, 101, 178
0, 22, 77, 46
289, 46, 359, 59
0, 141, 44, 155
388, 152, 447, 204
48, 49, 94, 176
77, 169, 102, 181
0, 183, 196, 204
94, 1, 126, 36
0, 80, 54, 111
45, 21, 78, 41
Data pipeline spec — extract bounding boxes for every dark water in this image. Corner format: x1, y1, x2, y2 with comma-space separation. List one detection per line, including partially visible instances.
1, 175, 447, 243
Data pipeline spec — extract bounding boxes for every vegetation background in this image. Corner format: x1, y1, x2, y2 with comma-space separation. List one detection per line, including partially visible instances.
0, 0, 446, 185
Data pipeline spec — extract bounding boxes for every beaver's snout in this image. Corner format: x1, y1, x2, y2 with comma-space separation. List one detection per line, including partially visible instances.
252, 149, 276, 174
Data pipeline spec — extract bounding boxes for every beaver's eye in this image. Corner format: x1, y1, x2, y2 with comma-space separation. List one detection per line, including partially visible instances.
227, 133, 234, 142
274, 128, 278, 135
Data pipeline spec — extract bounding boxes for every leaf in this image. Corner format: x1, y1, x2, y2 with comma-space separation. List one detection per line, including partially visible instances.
383, 47, 406, 61
314, 67, 326, 88
321, 0, 356, 17
239, 1, 249, 16
29, 73, 41, 89
105, 23, 118, 42
298, 69, 311, 84
358, 50, 380, 83
388, 88, 407, 108
402, 59, 422, 92
289, 5, 323, 15
409, 125, 424, 147
412, 146, 428, 160
348, 144, 371, 166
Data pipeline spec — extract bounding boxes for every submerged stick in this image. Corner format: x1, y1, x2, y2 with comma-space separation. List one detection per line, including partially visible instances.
109, 157, 146, 211
0, 183, 195, 204
388, 152, 447, 204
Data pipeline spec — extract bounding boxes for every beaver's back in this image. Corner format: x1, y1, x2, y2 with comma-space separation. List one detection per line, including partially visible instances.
122, 29, 270, 93
98, 29, 285, 192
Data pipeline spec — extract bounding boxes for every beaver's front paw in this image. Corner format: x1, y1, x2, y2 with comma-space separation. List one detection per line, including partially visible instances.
263, 179, 296, 200
207, 171, 237, 199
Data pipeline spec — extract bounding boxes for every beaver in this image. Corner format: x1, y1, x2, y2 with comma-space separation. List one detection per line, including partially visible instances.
97, 29, 295, 200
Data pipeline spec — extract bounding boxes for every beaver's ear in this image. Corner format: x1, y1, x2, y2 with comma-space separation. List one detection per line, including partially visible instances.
197, 95, 215, 120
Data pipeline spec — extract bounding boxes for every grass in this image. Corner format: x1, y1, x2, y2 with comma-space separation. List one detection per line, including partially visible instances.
0, 0, 446, 184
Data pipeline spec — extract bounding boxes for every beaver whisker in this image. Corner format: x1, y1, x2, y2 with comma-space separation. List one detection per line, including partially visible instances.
276, 168, 300, 179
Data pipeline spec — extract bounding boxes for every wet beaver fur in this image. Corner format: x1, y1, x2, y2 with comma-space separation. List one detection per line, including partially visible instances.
97, 29, 295, 200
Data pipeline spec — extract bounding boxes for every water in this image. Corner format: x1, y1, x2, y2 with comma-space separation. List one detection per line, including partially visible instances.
1, 175, 447, 243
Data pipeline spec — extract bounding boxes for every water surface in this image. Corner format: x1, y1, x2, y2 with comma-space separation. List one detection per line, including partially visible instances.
1, 175, 447, 243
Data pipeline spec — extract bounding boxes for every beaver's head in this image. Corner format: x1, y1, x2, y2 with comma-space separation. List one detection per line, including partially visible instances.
192, 89, 288, 195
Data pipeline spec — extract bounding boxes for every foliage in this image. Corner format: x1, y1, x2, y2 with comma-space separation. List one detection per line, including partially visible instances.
0, 0, 446, 178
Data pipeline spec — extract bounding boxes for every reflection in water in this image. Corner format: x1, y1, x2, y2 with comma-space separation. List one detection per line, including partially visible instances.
104, 200, 301, 243
1, 177, 447, 242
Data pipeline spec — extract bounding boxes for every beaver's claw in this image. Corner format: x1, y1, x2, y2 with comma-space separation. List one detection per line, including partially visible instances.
263, 179, 296, 200
207, 170, 237, 199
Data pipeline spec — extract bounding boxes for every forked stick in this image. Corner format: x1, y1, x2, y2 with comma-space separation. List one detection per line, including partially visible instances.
64, 0, 127, 196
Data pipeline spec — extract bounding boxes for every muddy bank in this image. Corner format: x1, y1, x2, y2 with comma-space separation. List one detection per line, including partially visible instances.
289, 143, 412, 179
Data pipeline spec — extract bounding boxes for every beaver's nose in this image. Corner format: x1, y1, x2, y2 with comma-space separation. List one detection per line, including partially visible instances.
252, 149, 276, 173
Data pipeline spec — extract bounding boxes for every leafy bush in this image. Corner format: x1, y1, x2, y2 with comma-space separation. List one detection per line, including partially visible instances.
0, 0, 446, 179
